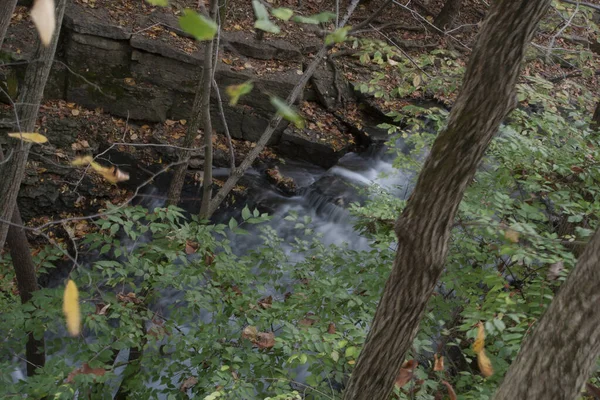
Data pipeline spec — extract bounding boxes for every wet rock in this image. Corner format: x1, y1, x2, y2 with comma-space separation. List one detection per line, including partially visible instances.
278, 127, 351, 168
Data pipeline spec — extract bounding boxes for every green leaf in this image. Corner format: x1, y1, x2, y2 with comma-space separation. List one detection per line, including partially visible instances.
252, 0, 270, 20
272, 7, 294, 21
242, 206, 251, 221
255, 19, 281, 34
179, 9, 217, 41
492, 318, 506, 332
331, 350, 340, 362
229, 218, 238, 230
145, 0, 168, 6
325, 26, 351, 46
225, 81, 254, 106
270, 96, 305, 128
292, 12, 336, 24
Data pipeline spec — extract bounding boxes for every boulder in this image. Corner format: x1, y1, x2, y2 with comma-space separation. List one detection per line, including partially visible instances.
310, 59, 354, 110
278, 127, 350, 168
64, 2, 131, 40
67, 78, 172, 122
131, 49, 200, 93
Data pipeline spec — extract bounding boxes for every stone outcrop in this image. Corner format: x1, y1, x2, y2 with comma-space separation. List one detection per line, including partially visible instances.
1, 1, 353, 146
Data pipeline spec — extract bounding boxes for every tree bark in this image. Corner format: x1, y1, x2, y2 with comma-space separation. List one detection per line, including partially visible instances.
342, 1, 551, 399
199, 0, 218, 219
0, 0, 67, 249
166, 1, 217, 209
6, 208, 46, 376
493, 227, 600, 399
0, 0, 18, 49
434, 0, 463, 30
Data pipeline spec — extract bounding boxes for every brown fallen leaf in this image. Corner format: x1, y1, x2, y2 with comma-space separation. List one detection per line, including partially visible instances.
395, 360, 418, 388
180, 376, 198, 392
258, 295, 272, 309
327, 323, 336, 334
95, 303, 110, 315
185, 241, 198, 255
66, 363, 106, 383
256, 331, 275, 349
441, 380, 457, 400
433, 353, 444, 372
504, 229, 520, 243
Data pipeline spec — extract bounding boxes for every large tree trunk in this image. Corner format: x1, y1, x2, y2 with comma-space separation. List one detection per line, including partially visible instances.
199, 0, 217, 219
0, 0, 18, 49
434, 0, 463, 30
342, 1, 552, 399
0, 0, 66, 249
6, 208, 45, 376
492, 228, 600, 399
166, 0, 217, 209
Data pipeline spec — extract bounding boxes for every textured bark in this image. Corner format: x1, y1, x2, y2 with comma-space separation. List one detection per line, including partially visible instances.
342, 1, 551, 399
0, 0, 67, 249
6, 208, 45, 376
166, 80, 203, 206
167, 0, 217, 208
0, 0, 18, 49
493, 227, 600, 400
199, 0, 217, 218
434, 0, 463, 30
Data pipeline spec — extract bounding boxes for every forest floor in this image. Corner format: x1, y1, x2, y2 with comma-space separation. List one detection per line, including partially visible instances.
3, 0, 599, 248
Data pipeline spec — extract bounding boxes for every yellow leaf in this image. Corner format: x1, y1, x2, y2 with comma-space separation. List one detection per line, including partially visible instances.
71, 156, 130, 184
413, 74, 422, 87
31, 0, 56, 46
477, 349, 494, 377
504, 229, 520, 243
63, 280, 81, 336
473, 322, 485, 353
71, 156, 94, 166
8, 132, 48, 144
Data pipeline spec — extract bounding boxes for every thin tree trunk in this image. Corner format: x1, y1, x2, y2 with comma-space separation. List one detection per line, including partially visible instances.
166, 1, 218, 208
342, 1, 551, 399
0, 0, 67, 249
434, 0, 463, 30
166, 89, 203, 206
493, 227, 600, 399
0, 0, 18, 49
199, 0, 218, 218
6, 208, 46, 375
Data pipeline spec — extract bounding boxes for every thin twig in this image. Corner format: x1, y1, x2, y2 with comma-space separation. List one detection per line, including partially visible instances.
547, 0, 579, 63
370, 24, 432, 79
